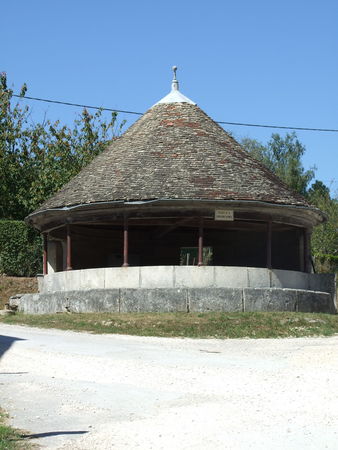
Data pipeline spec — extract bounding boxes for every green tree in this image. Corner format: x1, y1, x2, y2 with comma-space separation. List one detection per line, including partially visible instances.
0, 72, 31, 219
241, 132, 315, 195
307, 180, 330, 203
308, 181, 338, 271
241, 133, 337, 273
0, 74, 123, 220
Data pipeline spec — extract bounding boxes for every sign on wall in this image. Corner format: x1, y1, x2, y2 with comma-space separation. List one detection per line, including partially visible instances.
214, 209, 234, 221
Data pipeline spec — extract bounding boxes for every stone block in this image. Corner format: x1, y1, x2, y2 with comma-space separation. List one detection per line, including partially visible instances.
120, 288, 187, 313
80, 268, 105, 290
37, 275, 44, 293
63, 270, 83, 291
174, 266, 214, 288
244, 288, 297, 312
139, 266, 175, 288
104, 267, 140, 289
247, 268, 270, 288
297, 290, 334, 314
271, 269, 309, 290
188, 288, 243, 312
214, 266, 248, 288
49, 271, 67, 292
65, 289, 119, 313
309, 273, 336, 297
39, 274, 51, 293
19, 292, 64, 314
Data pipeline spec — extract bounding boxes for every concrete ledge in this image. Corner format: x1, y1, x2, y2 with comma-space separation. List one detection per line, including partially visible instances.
13, 287, 336, 315
39, 267, 336, 305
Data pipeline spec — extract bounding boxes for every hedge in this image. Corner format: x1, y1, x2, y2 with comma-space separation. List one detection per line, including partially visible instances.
0, 220, 42, 277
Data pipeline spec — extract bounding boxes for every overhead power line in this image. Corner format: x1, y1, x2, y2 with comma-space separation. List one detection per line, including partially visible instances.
12, 94, 142, 116
12, 93, 338, 133
216, 121, 338, 133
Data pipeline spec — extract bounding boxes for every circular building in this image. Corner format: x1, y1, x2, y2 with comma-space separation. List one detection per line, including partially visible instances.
22, 69, 335, 314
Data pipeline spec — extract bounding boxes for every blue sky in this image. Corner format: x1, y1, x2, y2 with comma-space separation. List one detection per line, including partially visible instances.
3, 0, 338, 195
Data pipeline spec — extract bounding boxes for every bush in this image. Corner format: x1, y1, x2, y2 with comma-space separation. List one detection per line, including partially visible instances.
313, 253, 338, 274
0, 220, 42, 276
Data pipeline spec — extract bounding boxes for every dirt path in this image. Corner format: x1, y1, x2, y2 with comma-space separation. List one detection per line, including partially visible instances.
0, 324, 338, 449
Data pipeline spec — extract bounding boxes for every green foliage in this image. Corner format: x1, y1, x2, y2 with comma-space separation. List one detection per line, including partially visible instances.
0, 220, 42, 276
241, 132, 315, 195
241, 135, 337, 273
307, 180, 330, 202
308, 181, 338, 271
0, 73, 122, 220
312, 253, 338, 273
0, 408, 27, 449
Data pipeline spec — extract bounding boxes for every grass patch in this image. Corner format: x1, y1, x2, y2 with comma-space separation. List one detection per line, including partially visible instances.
0, 409, 31, 450
1, 311, 338, 339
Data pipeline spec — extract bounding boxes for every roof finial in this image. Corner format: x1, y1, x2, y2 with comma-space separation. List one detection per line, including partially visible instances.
171, 65, 179, 91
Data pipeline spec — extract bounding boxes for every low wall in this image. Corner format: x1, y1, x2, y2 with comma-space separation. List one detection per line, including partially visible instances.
14, 287, 335, 315
39, 266, 336, 304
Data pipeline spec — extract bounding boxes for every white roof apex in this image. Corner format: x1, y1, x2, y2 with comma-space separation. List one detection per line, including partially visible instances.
154, 66, 196, 106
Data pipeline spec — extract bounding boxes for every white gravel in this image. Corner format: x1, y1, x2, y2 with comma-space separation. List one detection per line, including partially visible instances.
0, 323, 338, 449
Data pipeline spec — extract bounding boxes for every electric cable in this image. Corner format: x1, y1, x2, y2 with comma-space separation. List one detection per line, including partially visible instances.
12, 93, 338, 133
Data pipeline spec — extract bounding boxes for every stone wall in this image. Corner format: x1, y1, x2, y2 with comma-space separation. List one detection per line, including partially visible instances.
14, 287, 335, 315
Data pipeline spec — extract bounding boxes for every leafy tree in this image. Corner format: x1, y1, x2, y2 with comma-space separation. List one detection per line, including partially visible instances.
0, 73, 123, 220
308, 181, 338, 271
241, 132, 315, 195
241, 133, 337, 273
307, 180, 330, 203
0, 72, 31, 219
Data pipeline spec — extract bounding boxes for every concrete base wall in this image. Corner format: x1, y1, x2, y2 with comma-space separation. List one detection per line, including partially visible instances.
14, 287, 336, 315
38, 266, 336, 307
39, 266, 334, 291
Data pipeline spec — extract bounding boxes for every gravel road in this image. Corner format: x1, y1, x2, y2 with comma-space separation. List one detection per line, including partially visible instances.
0, 323, 338, 449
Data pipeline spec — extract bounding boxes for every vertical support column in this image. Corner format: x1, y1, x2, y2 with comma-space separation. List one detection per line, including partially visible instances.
266, 221, 272, 269
122, 216, 129, 267
66, 224, 72, 271
43, 233, 48, 275
304, 228, 311, 273
198, 217, 204, 267
299, 230, 305, 272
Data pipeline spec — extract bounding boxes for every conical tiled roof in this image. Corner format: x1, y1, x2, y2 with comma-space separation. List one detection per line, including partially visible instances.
33, 73, 316, 215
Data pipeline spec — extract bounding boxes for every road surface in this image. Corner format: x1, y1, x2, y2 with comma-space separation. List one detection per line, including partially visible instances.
0, 323, 338, 449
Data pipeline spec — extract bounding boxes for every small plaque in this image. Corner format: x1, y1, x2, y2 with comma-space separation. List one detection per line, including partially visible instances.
215, 209, 234, 221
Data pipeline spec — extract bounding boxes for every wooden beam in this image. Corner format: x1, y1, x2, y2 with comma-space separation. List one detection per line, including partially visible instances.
43, 233, 48, 275
122, 216, 129, 267
266, 221, 272, 269
66, 224, 72, 271
304, 228, 311, 273
198, 218, 204, 266
154, 217, 194, 239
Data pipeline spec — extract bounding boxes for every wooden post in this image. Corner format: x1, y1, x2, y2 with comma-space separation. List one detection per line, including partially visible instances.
266, 221, 272, 269
122, 216, 129, 267
66, 224, 72, 271
43, 233, 48, 275
304, 228, 311, 273
299, 230, 305, 272
198, 218, 204, 266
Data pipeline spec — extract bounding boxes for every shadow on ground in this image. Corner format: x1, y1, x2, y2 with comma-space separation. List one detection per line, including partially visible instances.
0, 335, 26, 360
0, 372, 28, 375
22, 430, 89, 439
